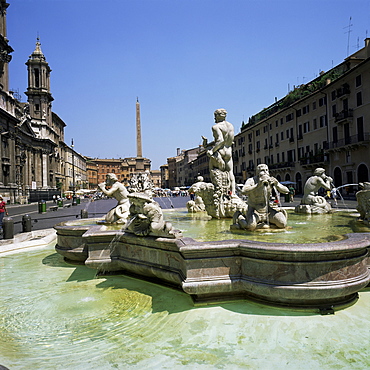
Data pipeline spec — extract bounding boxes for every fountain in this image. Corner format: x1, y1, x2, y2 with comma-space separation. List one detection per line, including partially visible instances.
55, 110, 370, 311
295, 168, 333, 214
231, 164, 289, 230
187, 109, 246, 218
356, 182, 370, 226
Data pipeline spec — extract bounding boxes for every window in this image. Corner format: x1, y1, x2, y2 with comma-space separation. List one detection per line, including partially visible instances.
313, 118, 317, 130
275, 120, 278, 128
256, 129, 260, 136
332, 104, 337, 117
296, 109, 302, 117
343, 98, 348, 111
298, 125, 303, 139
286, 129, 289, 138
319, 115, 327, 127
286, 113, 294, 122
333, 127, 338, 143
303, 122, 310, 133
319, 96, 326, 107
331, 90, 336, 101
356, 91, 363, 106
302, 105, 309, 114
281, 131, 284, 140
346, 151, 351, 164
34, 68, 40, 87
312, 101, 317, 110
355, 75, 362, 87
357, 116, 364, 141
35, 104, 40, 111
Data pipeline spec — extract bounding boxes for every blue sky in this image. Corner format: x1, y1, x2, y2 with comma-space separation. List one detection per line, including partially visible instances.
7, 0, 370, 169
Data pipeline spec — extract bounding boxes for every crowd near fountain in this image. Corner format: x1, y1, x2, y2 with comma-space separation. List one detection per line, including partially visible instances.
54, 109, 370, 312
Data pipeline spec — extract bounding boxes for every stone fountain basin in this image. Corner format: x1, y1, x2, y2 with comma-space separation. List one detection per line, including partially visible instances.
54, 218, 370, 310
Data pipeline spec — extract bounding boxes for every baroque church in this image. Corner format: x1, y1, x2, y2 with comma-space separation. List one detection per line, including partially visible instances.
0, 1, 84, 203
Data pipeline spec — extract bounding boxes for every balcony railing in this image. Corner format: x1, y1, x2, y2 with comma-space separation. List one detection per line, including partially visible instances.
269, 162, 295, 170
327, 132, 369, 150
334, 109, 353, 123
299, 154, 327, 165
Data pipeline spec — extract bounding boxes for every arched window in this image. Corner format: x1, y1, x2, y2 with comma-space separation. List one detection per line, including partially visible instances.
358, 164, 369, 183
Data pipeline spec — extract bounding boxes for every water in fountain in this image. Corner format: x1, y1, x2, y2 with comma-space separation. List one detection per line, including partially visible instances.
330, 183, 359, 210
1, 242, 369, 369
263, 183, 270, 227
155, 193, 175, 209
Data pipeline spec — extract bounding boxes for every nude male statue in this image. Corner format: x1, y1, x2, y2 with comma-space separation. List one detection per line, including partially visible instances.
98, 173, 130, 223
301, 168, 333, 208
202, 108, 236, 196
234, 164, 289, 230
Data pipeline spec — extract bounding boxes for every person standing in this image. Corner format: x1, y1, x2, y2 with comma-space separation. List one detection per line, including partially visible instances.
0, 196, 8, 229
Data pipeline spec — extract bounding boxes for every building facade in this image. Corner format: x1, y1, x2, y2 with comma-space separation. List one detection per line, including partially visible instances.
87, 157, 152, 190
0, 1, 87, 202
233, 39, 370, 194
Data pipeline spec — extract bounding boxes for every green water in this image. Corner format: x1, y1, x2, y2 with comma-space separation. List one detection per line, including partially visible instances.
164, 209, 366, 243
0, 243, 369, 369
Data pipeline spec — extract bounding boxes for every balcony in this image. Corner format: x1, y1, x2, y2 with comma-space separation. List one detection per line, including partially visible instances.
336, 84, 350, 98
299, 154, 328, 167
334, 109, 353, 124
327, 132, 369, 151
269, 162, 295, 170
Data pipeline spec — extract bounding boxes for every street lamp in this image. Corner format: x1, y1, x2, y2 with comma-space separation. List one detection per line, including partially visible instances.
71, 138, 77, 206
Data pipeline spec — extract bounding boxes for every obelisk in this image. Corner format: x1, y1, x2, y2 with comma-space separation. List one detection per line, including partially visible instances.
136, 98, 144, 171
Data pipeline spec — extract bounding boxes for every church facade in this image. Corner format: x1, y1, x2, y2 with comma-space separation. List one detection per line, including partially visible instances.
0, 1, 86, 203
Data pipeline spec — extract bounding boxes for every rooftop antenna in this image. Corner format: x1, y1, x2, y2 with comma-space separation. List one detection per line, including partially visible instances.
344, 16, 353, 56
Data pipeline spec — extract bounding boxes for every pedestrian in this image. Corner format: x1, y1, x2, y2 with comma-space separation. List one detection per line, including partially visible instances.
53, 194, 56, 203
0, 196, 8, 230
289, 186, 295, 202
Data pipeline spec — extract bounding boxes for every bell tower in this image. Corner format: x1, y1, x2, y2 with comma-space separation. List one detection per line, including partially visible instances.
0, 1, 13, 91
25, 38, 54, 136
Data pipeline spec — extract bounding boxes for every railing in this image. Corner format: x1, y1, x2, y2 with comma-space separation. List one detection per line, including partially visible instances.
299, 154, 327, 165
269, 162, 295, 169
327, 132, 369, 150
334, 109, 353, 123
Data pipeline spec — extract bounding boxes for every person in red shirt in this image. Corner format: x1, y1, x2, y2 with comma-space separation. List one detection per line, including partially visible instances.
0, 196, 8, 228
